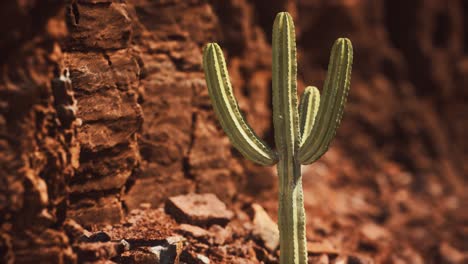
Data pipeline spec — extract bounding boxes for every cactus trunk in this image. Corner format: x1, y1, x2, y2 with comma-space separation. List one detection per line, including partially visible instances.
277, 159, 307, 264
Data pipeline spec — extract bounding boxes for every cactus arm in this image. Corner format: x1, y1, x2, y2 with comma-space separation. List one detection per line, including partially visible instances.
298, 38, 353, 164
203, 43, 278, 166
299, 86, 320, 145
272, 12, 308, 264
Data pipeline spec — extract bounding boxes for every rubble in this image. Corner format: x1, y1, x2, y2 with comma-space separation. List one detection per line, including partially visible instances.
73, 241, 128, 262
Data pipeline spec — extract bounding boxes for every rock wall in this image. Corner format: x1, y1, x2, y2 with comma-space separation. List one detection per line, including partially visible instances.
0, 1, 77, 262
64, 0, 143, 226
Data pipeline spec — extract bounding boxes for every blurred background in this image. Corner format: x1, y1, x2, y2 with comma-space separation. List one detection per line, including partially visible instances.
0, 0, 466, 263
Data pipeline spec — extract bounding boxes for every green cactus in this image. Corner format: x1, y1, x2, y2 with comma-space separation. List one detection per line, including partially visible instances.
203, 12, 352, 264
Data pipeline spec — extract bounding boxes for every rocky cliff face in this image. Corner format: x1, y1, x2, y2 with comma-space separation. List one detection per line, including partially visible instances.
0, 0, 466, 263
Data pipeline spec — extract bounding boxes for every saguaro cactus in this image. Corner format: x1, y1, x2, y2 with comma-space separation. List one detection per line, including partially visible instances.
203, 12, 352, 264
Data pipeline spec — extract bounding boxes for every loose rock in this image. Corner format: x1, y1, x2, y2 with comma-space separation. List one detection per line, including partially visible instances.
249, 203, 279, 252
165, 193, 234, 227
208, 225, 231, 245
155, 236, 185, 264
197, 254, 210, 264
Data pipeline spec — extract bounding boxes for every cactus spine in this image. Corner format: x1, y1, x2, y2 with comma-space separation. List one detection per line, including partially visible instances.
203, 12, 353, 264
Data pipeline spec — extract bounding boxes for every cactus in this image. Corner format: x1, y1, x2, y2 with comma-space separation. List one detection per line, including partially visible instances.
203, 12, 352, 264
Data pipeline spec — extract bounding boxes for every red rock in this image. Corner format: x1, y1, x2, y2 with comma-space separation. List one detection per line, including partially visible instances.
250, 203, 279, 252
208, 224, 231, 245
165, 193, 233, 227
116, 236, 184, 264
359, 222, 390, 242
197, 254, 211, 264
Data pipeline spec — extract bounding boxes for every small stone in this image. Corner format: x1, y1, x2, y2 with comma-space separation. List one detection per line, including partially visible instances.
180, 249, 211, 264
208, 225, 231, 245
149, 246, 168, 262
165, 193, 234, 227
359, 223, 390, 242
140, 202, 152, 209
148, 236, 185, 264
197, 254, 210, 264
250, 203, 279, 252
120, 239, 130, 251
166, 235, 185, 245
